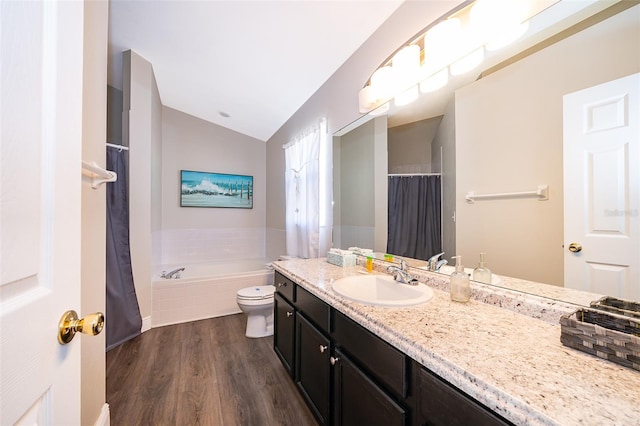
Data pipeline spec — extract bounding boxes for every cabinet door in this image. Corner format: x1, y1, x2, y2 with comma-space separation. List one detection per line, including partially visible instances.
415, 365, 512, 426
274, 293, 296, 377
296, 314, 331, 425
333, 349, 406, 426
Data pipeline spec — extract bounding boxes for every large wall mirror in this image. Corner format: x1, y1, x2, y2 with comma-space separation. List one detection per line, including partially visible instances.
332, 0, 640, 306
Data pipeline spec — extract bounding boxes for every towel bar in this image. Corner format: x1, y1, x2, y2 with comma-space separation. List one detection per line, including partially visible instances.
465, 184, 549, 203
82, 160, 117, 189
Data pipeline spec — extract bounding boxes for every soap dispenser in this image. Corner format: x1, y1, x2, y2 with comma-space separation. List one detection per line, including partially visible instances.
472, 253, 492, 284
450, 256, 471, 303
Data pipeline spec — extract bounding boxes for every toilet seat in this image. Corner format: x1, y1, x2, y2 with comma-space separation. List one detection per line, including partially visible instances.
237, 285, 275, 301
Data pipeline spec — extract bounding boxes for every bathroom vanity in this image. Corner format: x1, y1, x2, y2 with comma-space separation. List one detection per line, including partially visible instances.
272, 258, 640, 426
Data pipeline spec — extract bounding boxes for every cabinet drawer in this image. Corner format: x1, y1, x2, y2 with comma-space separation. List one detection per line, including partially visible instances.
296, 286, 331, 335
274, 271, 295, 303
333, 310, 407, 399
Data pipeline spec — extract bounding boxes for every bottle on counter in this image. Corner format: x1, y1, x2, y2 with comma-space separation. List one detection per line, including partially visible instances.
472, 252, 492, 284
450, 256, 471, 303
366, 255, 373, 272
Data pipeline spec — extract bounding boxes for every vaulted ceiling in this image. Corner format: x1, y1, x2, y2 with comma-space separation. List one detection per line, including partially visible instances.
108, 0, 404, 141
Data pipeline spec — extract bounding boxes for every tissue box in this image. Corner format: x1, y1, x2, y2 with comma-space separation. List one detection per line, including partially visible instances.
327, 252, 356, 267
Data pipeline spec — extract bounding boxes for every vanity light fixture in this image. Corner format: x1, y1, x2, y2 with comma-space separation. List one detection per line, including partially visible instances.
358, 0, 534, 114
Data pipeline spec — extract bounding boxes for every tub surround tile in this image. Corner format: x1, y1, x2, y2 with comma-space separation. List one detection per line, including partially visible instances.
159, 227, 266, 265
274, 257, 640, 426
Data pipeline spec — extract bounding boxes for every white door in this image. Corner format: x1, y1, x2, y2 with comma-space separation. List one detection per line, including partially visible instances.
563, 73, 640, 301
1, 1, 85, 424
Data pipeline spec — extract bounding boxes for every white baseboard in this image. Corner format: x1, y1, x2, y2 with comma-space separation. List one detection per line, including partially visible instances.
141, 316, 152, 333
94, 403, 110, 426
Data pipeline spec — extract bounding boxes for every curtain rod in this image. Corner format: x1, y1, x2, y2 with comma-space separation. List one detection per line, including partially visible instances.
388, 173, 441, 177
106, 142, 129, 151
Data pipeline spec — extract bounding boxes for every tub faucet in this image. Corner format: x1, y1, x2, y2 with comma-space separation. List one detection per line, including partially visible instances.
427, 252, 447, 272
161, 267, 185, 279
387, 260, 417, 285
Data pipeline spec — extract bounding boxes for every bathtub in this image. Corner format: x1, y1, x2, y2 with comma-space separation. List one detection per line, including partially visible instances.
152, 259, 274, 327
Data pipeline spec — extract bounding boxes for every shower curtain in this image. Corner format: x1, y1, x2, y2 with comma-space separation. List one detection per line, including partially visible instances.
106, 146, 142, 351
387, 175, 441, 261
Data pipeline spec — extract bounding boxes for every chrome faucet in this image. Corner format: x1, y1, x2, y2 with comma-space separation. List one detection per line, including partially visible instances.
161, 267, 185, 279
427, 252, 447, 272
387, 260, 417, 285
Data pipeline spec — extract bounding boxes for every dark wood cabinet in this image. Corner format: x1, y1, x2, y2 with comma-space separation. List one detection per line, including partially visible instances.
296, 314, 332, 425
273, 271, 512, 426
414, 364, 512, 426
333, 349, 406, 426
333, 310, 408, 400
274, 292, 295, 377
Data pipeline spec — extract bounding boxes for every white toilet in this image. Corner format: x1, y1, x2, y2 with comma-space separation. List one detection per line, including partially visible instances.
236, 285, 276, 338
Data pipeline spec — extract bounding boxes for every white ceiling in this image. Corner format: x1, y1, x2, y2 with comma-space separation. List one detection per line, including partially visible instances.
108, 0, 404, 142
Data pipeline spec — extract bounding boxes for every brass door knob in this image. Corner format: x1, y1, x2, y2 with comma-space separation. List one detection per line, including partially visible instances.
58, 310, 105, 345
568, 242, 583, 253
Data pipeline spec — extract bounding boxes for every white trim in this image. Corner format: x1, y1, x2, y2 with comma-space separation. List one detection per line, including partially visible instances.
141, 316, 152, 332
94, 404, 110, 426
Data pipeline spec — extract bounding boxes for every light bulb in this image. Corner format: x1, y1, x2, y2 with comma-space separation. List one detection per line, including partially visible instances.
371, 66, 394, 102
358, 86, 376, 113
423, 18, 463, 72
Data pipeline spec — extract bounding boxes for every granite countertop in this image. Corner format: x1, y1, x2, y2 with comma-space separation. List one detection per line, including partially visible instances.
273, 257, 640, 426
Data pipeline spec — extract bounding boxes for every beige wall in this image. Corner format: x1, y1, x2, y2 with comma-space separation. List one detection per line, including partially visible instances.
432, 100, 457, 262
161, 106, 265, 231
81, 0, 108, 424
124, 50, 163, 325
340, 119, 375, 227
265, 1, 463, 254
335, 117, 386, 250
455, 5, 640, 285
388, 117, 441, 174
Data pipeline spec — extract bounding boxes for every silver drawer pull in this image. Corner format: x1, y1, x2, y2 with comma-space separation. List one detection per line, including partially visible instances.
330, 356, 340, 365
319, 345, 328, 353
286, 311, 293, 318
277, 282, 287, 287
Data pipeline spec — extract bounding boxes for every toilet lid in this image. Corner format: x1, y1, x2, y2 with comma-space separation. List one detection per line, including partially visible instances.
237, 285, 275, 300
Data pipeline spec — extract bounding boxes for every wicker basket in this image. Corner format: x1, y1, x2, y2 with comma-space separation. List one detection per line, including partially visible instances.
560, 308, 640, 371
589, 296, 640, 320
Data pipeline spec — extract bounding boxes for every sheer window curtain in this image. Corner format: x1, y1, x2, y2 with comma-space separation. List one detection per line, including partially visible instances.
284, 118, 332, 258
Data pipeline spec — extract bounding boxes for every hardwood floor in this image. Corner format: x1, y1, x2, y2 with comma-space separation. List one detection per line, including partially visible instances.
106, 314, 317, 426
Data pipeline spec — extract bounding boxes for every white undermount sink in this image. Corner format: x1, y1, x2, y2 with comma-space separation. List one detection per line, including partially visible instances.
332, 274, 434, 307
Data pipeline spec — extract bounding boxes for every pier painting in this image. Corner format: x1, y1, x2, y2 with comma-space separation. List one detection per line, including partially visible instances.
180, 170, 253, 208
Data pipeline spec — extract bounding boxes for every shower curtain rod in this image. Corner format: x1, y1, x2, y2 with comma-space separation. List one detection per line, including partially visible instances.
388, 173, 441, 176
106, 142, 129, 151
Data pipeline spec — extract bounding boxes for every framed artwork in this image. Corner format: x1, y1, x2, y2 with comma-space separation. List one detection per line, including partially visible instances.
180, 170, 253, 208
